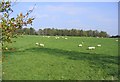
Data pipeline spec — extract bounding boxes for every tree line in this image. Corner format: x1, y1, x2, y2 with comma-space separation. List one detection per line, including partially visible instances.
16, 27, 109, 37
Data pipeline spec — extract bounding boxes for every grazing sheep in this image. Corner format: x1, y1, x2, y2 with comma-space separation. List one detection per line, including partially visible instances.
36, 42, 44, 47
5, 47, 8, 50
96, 37, 99, 38
55, 37, 58, 39
78, 44, 82, 47
88, 47, 95, 50
36, 42, 39, 46
97, 44, 101, 47
116, 40, 118, 42
62, 36, 64, 38
39, 43, 44, 47
65, 38, 68, 40
47, 36, 50, 38
55, 37, 60, 39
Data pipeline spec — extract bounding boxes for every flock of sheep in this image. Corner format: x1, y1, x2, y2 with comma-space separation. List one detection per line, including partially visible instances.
43, 36, 68, 40
35, 42, 44, 47
35, 36, 118, 50
78, 42, 101, 50
35, 36, 68, 47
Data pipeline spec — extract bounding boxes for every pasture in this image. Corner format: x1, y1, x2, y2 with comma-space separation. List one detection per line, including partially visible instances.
2, 35, 118, 80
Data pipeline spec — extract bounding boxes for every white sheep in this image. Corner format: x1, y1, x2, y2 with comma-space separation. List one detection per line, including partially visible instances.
116, 40, 118, 42
39, 43, 44, 47
47, 36, 50, 38
55, 37, 60, 39
62, 36, 64, 38
36, 43, 44, 47
65, 38, 68, 40
97, 44, 101, 47
78, 44, 82, 47
88, 47, 95, 50
5, 47, 8, 50
36, 42, 39, 46
55, 37, 58, 39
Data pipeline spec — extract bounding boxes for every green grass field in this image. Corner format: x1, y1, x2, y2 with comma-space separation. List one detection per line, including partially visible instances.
2, 35, 118, 80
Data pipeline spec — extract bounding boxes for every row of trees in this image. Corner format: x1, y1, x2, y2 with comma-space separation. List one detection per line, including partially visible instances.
16, 27, 109, 37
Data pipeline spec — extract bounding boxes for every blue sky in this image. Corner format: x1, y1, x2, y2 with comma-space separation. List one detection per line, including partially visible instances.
9, 0, 119, 2
10, 2, 118, 35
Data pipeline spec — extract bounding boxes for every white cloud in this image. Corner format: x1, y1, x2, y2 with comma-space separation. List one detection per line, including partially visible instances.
32, 3, 117, 26
34, 4, 88, 16
86, 8, 118, 26
36, 14, 49, 19
32, 12, 59, 22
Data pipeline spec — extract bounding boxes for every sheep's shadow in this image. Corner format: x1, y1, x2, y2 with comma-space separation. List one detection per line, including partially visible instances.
3, 47, 119, 78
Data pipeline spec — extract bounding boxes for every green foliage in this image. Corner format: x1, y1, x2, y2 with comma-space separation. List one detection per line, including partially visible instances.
0, 0, 34, 49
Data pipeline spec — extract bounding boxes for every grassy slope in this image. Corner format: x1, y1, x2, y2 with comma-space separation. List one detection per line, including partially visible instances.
2, 35, 118, 80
